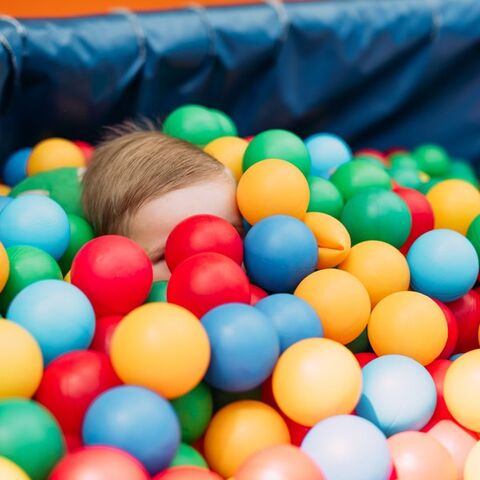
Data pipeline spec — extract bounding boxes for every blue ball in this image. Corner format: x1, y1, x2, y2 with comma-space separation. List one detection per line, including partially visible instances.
407, 229, 479, 302
356, 355, 436, 436
301, 414, 392, 480
3, 147, 30, 186
255, 293, 323, 352
0, 194, 70, 260
450, 353, 463, 361
83, 385, 180, 474
201, 303, 280, 392
244, 215, 318, 293
0, 196, 12, 214
7, 279, 95, 364
305, 133, 352, 179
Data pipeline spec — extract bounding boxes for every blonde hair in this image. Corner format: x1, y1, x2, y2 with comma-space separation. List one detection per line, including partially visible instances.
82, 122, 229, 236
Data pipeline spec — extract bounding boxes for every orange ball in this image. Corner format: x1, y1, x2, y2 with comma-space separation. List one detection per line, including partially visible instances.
0, 242, 9, 293
0, 185, 11, 196
236, 159, 310, 224
204, 400, 290, 478
204, 136, 248, 182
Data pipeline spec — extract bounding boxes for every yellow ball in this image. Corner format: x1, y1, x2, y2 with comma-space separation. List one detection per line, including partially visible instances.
0, 320, 43, 398
368, 291, 447, 365
204, 400, 290, 478
0, 242, 10, 293
427, 179, 480, 235
444, 350, 480, 432
110, 303, 210, 399
64, 270, 71, 283
0, 185, 11, 196
204, 136, 248, 182
28, 138, 85, 176
295, 269, 371, 344
338, 240, 410, 306
304, 212, 351, 269
464, 441, 480, 480
272, 338, 362, 426
237, 159, 310, 224
0, 457, 31, 480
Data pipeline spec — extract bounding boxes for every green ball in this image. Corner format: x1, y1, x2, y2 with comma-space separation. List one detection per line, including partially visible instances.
0, 245, 63, 313
354, 154, 386, 169
171, 383, 213, 444
418, 177, 443, 194
307, 176, 344, 218
467, 215, 480, 261
445, 161, 479, 187
0, 399, 65, 480
340, 189, 412, 247
209, 109, 238, 137
389, 152, 418, 170
58, 214, 94, 275
346, 328, 371, 354
389, 166, 422, 190
330, 159, 392, 201
413, 144, 450, 177
212, 386, 262, 412
163, 105, 226, 147
146, 280, 168, 303
170, 443, 208, 469
243, 129, 311, 176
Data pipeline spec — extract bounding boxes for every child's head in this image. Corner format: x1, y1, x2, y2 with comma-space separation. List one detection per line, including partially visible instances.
82, 125, 241, 280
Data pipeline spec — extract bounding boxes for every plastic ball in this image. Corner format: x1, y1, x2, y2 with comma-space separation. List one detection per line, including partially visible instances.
295, 269, 371, 344
204, 136, 248, 181
390, 152, 418, 169
249, 284, 268, 305
256, 294, 323, 352
427, 180, 480, 235
467, 215, 480, 260
355, 352, 377, 367
28, 138, 85, 175
330, 159, 391, 201
0, 320, 43, 399
73, 140, 95, 162
388, 431, 456, 480
212, 385, 262, 412
305, 132, 351, 178
407, 229, 478, 302
0, 242, 9, 293
434, 300, 459, 359
244, 215, 318, 292
237, 159, 310, 224
340, 188, 412, 248
83, 385, 180, 474
449, 290, 480, 353
236, 444, 324, 480
446, 161, 479, 187
389, 165, 423, 190
0, 184, 10, 195
307, 176, 344, 217
368, 291, 447, 365
71, 235, 153, 317
338, 240, 410, 306
49, 446, 149, 480
3, 147, 30, 186
356, 355, 436, 435
7, 280, 95, 364
464, 441, 480, 480
304, 212, 351, 269
272, 338, 362, 426
209, 109, 238, 136
202, 303, 280, 392
154, 466, 222, 480
90, 315, 122, 354
204, 400, 290, 478
346, 328, 371, 354
0, 399, 65, 480
0, 195, 70, 260
35, 350, 121, 442
0, 457, 30, 480
425, 359, 454, 426
167, 252, 250, 317
243, 129, 310, 176
170, 443, 208, 469
165, 214, 243, 272
110, 302, 210, 399
0, 245, 62, 313
301, 415, 391, 480
0, 196, 12, 214
146, 280, 168, 302
413, 144, 450, 177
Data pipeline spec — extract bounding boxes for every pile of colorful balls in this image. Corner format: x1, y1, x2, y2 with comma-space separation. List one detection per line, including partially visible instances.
1, 104, 480, 480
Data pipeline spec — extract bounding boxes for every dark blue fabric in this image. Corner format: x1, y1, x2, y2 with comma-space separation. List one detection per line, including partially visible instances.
1, 0, 480, 167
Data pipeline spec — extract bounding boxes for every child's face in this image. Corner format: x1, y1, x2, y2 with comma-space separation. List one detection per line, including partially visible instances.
129, 177, 242, 281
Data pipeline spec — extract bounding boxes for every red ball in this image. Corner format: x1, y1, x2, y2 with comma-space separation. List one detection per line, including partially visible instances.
250, 284, 268, 305
73, 140, 95, 163
154, 467, 223, 480
35, 350, 121, 440
90, 315, 123, 355
394, 187, 435, 254
71, 235, 153, 317
433, 300, 458, 359
165, 214, 243, 272
167, 252, 250, 318
448, 290, 480, 353
356, 148, 390, 167
49, 446, 149, 480
355, 352, 377, 368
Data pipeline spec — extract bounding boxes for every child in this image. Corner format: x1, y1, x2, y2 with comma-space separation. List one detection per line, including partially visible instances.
82, 124, 242, 280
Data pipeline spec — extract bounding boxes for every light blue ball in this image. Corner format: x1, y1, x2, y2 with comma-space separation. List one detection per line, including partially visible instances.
301, 415, 392, 480
3, 147, 30, 186
244, 215, 318, 293
202, 303, 280, 392
0, 194, 70, 260
305, 133, 352, 179
356, 355, 436, 436
7, 279, 95, 364
255, 294, 323, 352
0, 196, 12, 214
407, 229, 479, 302
83, 385, 180, 475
